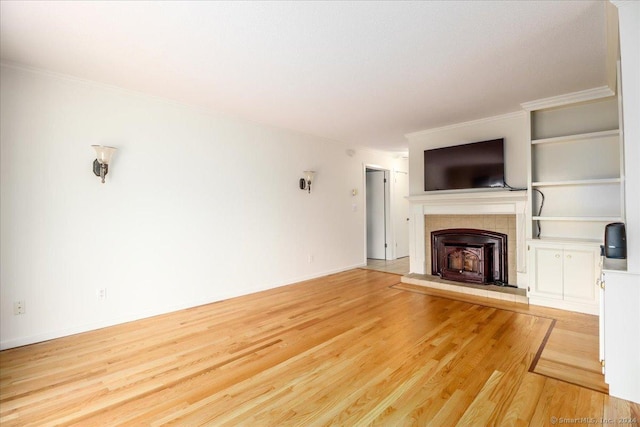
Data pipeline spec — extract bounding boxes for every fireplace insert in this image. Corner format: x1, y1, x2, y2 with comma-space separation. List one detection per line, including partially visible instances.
431, 228, 508, 285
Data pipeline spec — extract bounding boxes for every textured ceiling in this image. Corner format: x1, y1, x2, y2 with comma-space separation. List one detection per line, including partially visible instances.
0, 1, 608, 153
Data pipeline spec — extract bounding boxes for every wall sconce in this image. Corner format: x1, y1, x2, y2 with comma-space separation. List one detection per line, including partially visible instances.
91, 145, 117, 183
299, 170, 316, 193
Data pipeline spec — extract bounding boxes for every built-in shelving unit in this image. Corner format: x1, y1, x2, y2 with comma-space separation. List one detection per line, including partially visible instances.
521, 86, 625, 315
525, 92, 624, 242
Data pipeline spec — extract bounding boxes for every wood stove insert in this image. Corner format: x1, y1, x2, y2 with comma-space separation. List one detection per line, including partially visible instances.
431, 228, 508, 285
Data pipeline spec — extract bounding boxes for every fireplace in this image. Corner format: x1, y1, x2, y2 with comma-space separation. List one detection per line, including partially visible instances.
406, 191, 527, 287
431, 228, 508, 285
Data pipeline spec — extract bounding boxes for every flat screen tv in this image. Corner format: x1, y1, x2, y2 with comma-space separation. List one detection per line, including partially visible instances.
424, 138, 505, 191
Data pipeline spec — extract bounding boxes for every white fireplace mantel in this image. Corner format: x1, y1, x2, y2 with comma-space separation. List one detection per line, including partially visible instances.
407, 190, 529, 287
408, 189, 527, 207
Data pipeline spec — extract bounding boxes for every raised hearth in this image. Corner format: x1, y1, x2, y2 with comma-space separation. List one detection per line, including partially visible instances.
401, 273, 528, 304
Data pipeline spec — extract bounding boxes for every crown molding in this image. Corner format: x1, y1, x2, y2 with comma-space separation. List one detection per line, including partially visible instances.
405, 110, 526, 141
610, 1, 636, 9
520, 86, 615, 111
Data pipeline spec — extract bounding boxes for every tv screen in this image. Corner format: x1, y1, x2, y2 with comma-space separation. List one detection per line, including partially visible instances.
424, 138, 505, 191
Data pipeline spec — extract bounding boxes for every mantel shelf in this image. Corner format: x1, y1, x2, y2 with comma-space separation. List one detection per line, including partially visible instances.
408, 190, 527, 205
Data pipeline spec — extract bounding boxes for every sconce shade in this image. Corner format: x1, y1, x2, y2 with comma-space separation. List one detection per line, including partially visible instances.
301, 170, 316, 193
92, 145, 117, 183
303, 170, 315, 183
92, 145, 117, 165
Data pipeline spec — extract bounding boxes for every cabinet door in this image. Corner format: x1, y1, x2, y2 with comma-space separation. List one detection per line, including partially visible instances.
530, 244, 563, 298
563, 248, 597, 304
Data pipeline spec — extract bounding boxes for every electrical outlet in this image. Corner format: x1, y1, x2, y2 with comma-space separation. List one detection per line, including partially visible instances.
97, 288, 107, 300
14, 300, 25, 315
308, 254, 314, 263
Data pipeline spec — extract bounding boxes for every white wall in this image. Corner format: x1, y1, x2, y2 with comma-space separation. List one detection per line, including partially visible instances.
406, 112, 528, 195
0, 64, 404, 349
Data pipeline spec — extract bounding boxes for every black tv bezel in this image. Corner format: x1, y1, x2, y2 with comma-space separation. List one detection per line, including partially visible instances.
423, 138, 505, 192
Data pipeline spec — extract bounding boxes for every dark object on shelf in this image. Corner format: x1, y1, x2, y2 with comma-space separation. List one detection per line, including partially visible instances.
605, 222, 626, 259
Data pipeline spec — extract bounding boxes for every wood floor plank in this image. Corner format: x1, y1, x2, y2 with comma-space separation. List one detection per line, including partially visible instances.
499, 372, 547, 427
456, 370, 503, 426
534, 358, 608, 393
529, 377, 559, 427
1, 269, 638, 425
575, 387, 606, 427
428, 388, 469, 427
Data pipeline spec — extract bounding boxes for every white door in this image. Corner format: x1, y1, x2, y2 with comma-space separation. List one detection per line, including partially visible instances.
394, 171, 410, 258
366, 170, 386, 260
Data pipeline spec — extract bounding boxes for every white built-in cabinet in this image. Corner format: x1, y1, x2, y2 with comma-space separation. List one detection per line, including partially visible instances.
601, 262, 640, 403
523, 89, 624, 314
528, 240, 600, 314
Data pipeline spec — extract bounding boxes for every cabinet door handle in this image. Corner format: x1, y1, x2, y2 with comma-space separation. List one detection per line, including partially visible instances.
567, 255, 572, 259
555, 254, 560, 258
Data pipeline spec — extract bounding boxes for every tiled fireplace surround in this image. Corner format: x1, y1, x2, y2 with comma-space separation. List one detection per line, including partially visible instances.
425, 214, 517, 284
407, 191, 529, 289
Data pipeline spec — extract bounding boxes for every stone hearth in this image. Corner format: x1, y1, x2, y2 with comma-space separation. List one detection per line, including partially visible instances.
402, 273, 528, 304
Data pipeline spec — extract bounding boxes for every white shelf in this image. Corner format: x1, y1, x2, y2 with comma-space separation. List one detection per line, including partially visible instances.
533, 216, 622, 222
531, 129, 619, 145
529, 237, 603, 245
603, 258, 627, 272
532, 178, 621, 187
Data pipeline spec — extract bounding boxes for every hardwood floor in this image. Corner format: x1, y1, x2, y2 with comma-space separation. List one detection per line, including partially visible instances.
362, 257, 410, 275
1, 269, 638, 426
392, 282, 608, 394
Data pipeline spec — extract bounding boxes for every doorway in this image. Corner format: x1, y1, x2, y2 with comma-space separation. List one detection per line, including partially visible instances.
365, 167, 389, 260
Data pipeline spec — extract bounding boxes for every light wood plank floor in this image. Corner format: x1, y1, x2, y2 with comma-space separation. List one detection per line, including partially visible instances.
362, 257, 410, 275
392, 282, 608, 394
1, 269, 638, 426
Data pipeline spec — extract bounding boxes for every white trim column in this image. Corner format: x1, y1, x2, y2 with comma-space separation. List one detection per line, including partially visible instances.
409, 202, 426, 274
